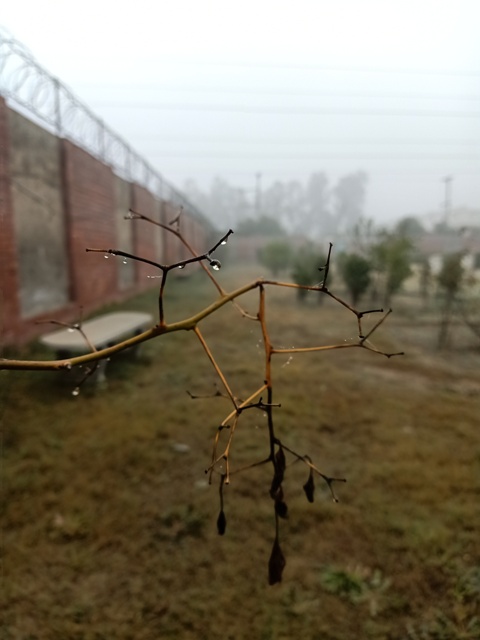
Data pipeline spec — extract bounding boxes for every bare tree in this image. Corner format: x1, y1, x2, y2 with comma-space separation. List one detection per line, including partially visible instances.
437, 252, 464, 349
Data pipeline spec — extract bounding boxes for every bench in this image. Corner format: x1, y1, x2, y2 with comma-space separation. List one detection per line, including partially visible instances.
39, 311, 153, 382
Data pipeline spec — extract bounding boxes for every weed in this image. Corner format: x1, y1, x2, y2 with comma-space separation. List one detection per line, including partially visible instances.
319, 564, 391, 616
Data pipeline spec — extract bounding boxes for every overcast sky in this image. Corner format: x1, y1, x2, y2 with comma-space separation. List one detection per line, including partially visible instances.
2, 0, 480, 226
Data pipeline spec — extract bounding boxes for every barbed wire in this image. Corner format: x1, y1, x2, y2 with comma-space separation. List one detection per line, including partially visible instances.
0, 28, 206, 223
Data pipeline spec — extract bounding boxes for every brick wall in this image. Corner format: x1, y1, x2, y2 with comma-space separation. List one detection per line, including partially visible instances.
160, 202, 211, 275
114, 176, 134, 291
161, 201, 184, 266
131, 184, 161, 284
62, 140, 118, 309
0, 97, 21, 345
1, 103, 210, 347
9, 109, 69, 319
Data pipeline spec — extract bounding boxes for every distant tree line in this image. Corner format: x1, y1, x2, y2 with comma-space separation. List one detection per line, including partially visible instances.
183, 171, 368, 239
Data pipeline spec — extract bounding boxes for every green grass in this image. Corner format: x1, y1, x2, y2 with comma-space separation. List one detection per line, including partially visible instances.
2, 265, 480, 639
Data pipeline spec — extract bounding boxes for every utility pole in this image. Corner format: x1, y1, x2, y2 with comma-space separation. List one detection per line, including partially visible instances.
255, 172, 262, 217
442, 175, 453, 227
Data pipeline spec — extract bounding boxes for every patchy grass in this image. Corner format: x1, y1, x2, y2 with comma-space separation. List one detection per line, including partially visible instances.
2, 265, 480, 639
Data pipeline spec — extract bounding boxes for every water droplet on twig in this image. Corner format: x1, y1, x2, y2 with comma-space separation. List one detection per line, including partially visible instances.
220, 239, 228, 246
178, 264, 186, 270
72, 388, 80, 397
67, 328, 75, 333
123, 259, 128, 264
210, 259, 221, 271
104, 254, 109, 259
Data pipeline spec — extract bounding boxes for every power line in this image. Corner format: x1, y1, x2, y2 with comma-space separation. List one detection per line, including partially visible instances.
166, 167, 480, 179
132, 135, 480, 146
121, 58, 480, 77
93, 102, 480, 117
81, 84, 480, 102
147, 152, 479, 160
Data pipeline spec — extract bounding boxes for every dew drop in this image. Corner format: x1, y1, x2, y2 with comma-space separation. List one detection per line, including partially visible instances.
104, 254, 109, 259
210, 259, 221, 271
72, 388, 80, 397
123, 259, 128, 265
67, 328, 75, 333
178, 264, 186, 270
220, 239, 228, 246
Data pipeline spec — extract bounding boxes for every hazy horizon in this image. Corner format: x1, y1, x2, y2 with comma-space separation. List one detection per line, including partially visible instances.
2, 0, 479, 228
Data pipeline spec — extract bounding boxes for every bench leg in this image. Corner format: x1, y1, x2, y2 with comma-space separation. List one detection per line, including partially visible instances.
95, 359, 108, 386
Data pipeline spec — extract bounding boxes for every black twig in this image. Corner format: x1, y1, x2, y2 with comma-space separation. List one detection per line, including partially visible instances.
320, 242, 333, 290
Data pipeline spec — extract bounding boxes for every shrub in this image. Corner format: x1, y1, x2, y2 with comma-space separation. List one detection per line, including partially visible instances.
291, 246, 327, 302
339, 253, 372, 306
258, 240, 293, 277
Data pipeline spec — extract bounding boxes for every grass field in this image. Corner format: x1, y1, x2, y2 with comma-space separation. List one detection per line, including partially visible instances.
2, 264, 480, 639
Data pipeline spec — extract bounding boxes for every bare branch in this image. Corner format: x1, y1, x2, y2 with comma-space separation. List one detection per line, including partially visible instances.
3, 221, 405, 585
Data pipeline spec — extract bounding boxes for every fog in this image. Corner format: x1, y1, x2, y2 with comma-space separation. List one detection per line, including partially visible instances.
2, 0, 479, 228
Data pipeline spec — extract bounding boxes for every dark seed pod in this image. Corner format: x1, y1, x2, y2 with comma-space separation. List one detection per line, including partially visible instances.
270, 446, 286, 498
275, 446, 286, 476
270, 473, 282, 499
303, 472, 315, 503
275, 500, 288, 519
217, 509, 226, 535
272, 484, 283, 502
268, 536, 286, 585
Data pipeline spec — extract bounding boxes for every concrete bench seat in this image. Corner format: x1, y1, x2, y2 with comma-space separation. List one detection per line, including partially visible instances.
40, 312, 153, 383
40, 311, 153, 355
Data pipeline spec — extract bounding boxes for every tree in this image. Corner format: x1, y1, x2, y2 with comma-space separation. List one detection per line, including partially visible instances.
350, 217, 376, 254
332, 171, 368, 235
283, 179, 308, 235
183, 177, 251, 227
370, 232, 412, 307
209, 177, 250, 228
236, 215, 286, 237
437, 252, 464, 349
339, 253, 372, 306
262, 181, 288, 230
395, 216, 425, 239
291, 245, 327, 302
184, 172, 369, 241
258, 240, 292, 277
419, 257, 432, 308
305, 172, 332, 238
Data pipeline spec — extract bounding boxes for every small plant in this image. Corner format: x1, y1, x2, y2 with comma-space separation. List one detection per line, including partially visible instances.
319, 565, 391, 617
406, 565, 480, 639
